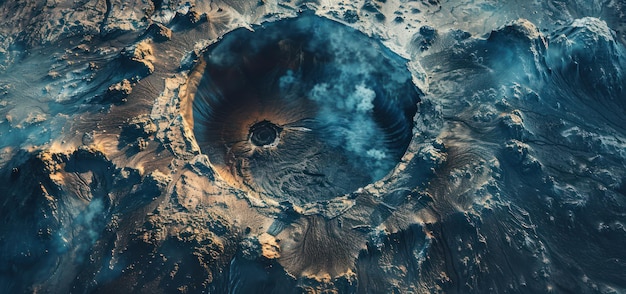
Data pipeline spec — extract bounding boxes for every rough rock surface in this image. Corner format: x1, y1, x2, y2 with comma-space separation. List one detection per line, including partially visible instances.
1, 0, 626, 293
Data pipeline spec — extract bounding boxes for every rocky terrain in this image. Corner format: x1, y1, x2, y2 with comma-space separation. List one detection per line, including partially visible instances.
1, 0, 625, 293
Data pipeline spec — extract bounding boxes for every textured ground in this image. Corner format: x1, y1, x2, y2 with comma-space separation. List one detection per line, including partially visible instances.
1, 0, 625, 293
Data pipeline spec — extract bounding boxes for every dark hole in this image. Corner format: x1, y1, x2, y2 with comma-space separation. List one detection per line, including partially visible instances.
250, 120, 281, 147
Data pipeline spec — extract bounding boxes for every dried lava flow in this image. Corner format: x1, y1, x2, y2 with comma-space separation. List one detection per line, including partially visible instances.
186, 14, 421, 205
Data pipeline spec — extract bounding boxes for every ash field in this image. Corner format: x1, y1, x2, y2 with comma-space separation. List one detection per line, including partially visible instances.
1, 0, 626, 293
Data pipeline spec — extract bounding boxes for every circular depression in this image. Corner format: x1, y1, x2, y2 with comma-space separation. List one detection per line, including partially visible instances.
186, 14, 421, 204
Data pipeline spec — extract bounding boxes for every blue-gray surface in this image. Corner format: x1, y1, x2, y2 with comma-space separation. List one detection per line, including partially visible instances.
0, 1, 625, 293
